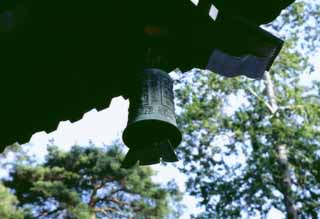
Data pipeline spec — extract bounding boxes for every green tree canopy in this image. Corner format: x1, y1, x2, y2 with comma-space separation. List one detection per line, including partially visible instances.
0, 183, 25, 219
4, 143, 183, 219
175, 1, 320, 218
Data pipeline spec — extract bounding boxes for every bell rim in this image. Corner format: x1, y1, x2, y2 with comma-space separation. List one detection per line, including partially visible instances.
122, 119, 182, 148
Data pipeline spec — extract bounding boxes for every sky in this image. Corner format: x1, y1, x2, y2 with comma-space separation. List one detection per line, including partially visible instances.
0, 42, 316, 217
23, 96, 201, 219
23, 65, 320, 219
19, 53, 319, 218
23, 95, 291, 219
0, 46, 317, 217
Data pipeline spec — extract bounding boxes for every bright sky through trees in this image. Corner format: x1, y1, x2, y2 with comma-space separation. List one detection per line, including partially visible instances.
3, 54, 319, 219
24, 97, 200, 219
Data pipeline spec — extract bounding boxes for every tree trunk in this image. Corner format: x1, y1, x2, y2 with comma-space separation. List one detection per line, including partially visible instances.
276, 144, 299, 219
264, 71, 299, 219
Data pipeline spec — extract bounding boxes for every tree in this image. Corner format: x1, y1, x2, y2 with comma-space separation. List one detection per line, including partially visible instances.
175, 1, 320, 218
4, 143, 183, 219
0, 183, 25, 219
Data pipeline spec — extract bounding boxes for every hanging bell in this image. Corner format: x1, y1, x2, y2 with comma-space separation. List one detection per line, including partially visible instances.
122, 68, 182, 168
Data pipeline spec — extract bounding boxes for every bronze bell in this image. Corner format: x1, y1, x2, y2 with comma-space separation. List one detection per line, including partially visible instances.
122, 68, 182, 168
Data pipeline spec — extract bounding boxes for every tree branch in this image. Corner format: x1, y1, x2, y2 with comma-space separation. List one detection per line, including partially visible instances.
89, 183, 105, 207
37, 207, 62, 218
109, 188, 126, 197
94, 207, 118, 214
106, 197, 128, 207
245, 86, 275, 114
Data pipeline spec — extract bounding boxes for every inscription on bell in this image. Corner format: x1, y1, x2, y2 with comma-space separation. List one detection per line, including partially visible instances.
127, 68, 177, 123
140, 105, 154, 115
150, 79, 161, 103
161, 79, 174, 109
157, 106, 175, 120
141, 83, 149, 105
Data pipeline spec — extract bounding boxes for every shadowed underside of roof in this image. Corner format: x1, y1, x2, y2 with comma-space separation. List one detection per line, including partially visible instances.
0, 0, 294, 151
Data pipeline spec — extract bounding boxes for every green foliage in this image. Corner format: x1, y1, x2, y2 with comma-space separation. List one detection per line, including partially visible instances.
175, 1, 320, 218
0, 183, 24, 219
4, 143, 183, 219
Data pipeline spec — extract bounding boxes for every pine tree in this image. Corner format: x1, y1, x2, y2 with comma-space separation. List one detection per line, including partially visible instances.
4, 143, 183, 219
